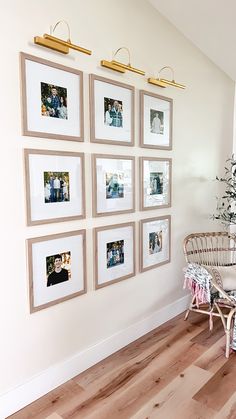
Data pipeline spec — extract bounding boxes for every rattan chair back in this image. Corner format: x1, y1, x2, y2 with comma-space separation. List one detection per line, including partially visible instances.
183, 231, 236, 268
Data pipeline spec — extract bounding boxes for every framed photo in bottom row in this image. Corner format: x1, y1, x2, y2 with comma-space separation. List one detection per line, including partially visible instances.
140, 216, 171, 272
27, 230, 86, 312
94, 222, 135, 289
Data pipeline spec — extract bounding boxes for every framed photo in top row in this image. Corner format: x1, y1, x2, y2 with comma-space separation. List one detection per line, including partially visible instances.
20, 53, 173, 149
140, 90, 173, 150
20, 52, 84, 141
90, 74, 135, 146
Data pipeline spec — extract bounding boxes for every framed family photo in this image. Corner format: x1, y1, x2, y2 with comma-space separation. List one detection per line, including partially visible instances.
20, 52, 84, 141
92, 154, 135, 217
140, 216, 171, 272
140, 157, 172, 210
90, 74, 134, 146
27, 230, 86, 312
24, 149, 85, 225
94, 222, 135, 289
140, 90, 173, 149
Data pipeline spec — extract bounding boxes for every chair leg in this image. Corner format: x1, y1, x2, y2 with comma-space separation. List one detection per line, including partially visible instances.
226, 329, 231, 358
184, 310, 190, 320
184, 296, 196, 321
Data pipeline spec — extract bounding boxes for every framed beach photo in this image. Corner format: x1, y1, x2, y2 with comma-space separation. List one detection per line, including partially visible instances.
140, 90, 173, 149
90, 74, 134, 146
24, 149, 85, 225
140, 157, 172, 210
20, 52, 84, 141
94, 222, 135, 289
27, 230, 86, 312
140, 216, 171, 272
92, 154, 135, 217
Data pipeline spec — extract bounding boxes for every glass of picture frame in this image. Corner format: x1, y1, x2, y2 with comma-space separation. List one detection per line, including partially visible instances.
20, 52, 84, 141
140, 157, 172, 210
140, 216, 171, 272
24, 149, 85, 225
27, 230, 86, 312
140, 90, 173, 149
90, 74, 134, 146
94, 222, 135, 289
92, 154, 135, 217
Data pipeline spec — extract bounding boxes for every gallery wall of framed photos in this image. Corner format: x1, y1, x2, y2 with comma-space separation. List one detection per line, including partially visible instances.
20, 49, 173, 313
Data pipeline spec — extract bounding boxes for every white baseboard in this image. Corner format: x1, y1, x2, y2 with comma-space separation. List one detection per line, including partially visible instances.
0, 295, 189, 418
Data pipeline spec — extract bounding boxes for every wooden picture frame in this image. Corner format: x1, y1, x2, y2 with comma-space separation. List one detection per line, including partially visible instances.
94, 222, 135, 289
90, 74, 135, 146
20, 52, 84, 141
92, 154, 135, 217
140, 157, 172, 211
24, 149, 85, 225
140, 215, 171, 272
140, 90, 173, 150
27, 230, 87, 313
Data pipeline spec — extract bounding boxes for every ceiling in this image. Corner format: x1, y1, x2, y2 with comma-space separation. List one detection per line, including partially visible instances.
148, 0, 236, 81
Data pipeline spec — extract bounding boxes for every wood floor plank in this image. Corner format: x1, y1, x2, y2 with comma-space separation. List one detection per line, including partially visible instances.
7, 380, 84, 419
193, 354, 236, 411
190, 318, 225, 347
214, 391, 236, 419
9, 312, 234, 419
75, 312, 207, 390
194, 335, 228, 373
129, 365, 212, 419
61, 327, 209, 419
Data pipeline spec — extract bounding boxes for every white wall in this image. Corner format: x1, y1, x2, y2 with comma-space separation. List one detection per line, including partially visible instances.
0, 0, 234, 415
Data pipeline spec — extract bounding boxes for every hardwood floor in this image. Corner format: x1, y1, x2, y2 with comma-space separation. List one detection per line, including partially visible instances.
8, 312, 236, 419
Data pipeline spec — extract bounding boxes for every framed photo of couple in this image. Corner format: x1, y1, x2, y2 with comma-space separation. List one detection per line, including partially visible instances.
27, 230, 86, 313
140, 90, 173, 149
20, 52, 84, 141
94, 222, 135, 289
92, 154, 135, 217
140, 157, 172, 211
24, 149, 85, 225
140, 216, 171, 272
90, 74, 135, 146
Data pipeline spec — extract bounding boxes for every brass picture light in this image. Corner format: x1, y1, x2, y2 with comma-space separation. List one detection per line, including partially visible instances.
148, 66, 186, 89
34, 20, 92, 56
101, 47, 145, 76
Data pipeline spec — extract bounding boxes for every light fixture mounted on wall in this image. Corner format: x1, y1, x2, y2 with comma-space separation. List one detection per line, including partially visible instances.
34, 20, 92, 56
101, 47, 145, 76
148, 66, 186, 89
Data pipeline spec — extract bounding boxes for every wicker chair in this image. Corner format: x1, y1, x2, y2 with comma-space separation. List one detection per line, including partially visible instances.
183, 232, 236, 358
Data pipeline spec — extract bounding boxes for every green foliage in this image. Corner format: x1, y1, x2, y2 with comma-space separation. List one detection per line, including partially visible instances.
213, 156, 236, 225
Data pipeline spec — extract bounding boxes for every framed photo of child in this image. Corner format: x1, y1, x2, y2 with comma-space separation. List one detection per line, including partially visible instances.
27, 230, 86, 312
